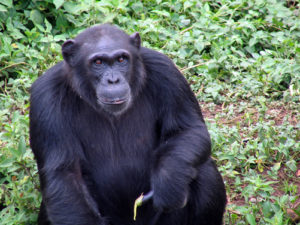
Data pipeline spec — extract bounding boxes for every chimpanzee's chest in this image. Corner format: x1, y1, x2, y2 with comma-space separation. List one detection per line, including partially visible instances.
75, 104, 159, 221
77, 103, 159, 164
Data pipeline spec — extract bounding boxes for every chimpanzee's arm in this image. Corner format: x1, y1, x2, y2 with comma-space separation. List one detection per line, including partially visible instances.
146, 53, 212, 211
39, 162, 103, 225
151, 114, 211, 211
30, 73, 106, 225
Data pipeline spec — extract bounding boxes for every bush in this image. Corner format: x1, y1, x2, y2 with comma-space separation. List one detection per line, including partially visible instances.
0, 0, 299, 224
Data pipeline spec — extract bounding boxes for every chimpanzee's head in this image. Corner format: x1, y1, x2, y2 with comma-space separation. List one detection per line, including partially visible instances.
62, 24, 145, 115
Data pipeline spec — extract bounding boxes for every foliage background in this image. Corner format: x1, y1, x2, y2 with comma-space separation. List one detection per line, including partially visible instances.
0, 0, 299, 224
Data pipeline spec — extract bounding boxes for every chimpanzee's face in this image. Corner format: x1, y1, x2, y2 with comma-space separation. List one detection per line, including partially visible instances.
62, 26, 141, 115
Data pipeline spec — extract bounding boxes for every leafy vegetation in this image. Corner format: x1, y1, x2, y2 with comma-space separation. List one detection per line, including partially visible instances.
0, 0, 299, 224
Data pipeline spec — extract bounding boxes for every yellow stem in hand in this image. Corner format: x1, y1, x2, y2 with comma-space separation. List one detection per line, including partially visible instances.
133, 193, 144, 221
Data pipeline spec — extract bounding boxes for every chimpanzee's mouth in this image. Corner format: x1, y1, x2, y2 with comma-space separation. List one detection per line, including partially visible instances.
98, 97, 128, 105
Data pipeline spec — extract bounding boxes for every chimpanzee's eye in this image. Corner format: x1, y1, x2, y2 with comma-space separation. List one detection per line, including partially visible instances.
118, 56, 125, 63
94, 59, 102, 65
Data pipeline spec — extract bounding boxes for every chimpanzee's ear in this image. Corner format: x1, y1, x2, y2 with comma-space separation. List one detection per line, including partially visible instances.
130, 32, 141, 49
62, 39, 78, 66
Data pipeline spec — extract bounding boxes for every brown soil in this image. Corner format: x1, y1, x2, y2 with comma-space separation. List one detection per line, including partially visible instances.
200, 101, 299, 127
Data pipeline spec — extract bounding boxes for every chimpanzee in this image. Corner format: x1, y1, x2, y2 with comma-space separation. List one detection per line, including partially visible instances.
30, 24, 226, 225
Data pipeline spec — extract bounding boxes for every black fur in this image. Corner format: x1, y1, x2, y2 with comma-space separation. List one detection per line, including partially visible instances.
30, 24, 226, 225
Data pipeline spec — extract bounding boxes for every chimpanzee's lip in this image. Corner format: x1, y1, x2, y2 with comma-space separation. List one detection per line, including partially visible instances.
99, 97, 127, 105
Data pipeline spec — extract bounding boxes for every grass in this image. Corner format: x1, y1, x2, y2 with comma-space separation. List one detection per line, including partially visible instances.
0, 0, 299, 224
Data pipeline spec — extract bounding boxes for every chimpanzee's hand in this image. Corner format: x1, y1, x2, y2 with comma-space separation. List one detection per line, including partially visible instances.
151, 161, 197, 211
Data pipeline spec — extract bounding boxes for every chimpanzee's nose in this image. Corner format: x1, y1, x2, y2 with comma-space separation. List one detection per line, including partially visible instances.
105, 75, 120, 84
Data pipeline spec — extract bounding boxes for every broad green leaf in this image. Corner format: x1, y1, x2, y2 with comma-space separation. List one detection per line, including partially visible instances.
0, 158, 14, 168
0, 4, 7, 12
262, 201, 272, 217
246, 214, 256, 225
110, 0, 119, 7
18, 136, 26, 157
30, 10, 44, 25
184, 1, 193, 11
64, 2, 82, 15
152, 10, 170, 18
53, 0, 64, 9
131, 2, 143, 13
272, 162, 281, 171
286, 160, 297, 172
45, 19, 52, 33
36, 24, 45, 32
0, 0, 12, 7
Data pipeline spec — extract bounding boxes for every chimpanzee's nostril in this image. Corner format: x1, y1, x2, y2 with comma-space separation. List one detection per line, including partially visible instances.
107, 77, 120, 84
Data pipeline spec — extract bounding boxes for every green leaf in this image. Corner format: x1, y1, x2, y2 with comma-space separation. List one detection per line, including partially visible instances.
36, 24, 45, 32
53, 0, 64, 9
272, 162, 281, 171
203, 3, 210, 13
246, 214, 256, 225
18, 136, 26, 157
110, 0, 120, 7
30, 10, 44, 25
0, 4, 7, 12
0, 158, 14, 168
262, 201, 272, 217
286, 160, 297, 172
63, 2, 82, 15
131, 2, 143, 13
152, 10, 170, 18
184, 1, 193, 11
45, 19, 52, 33
0, 0, 12, 7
